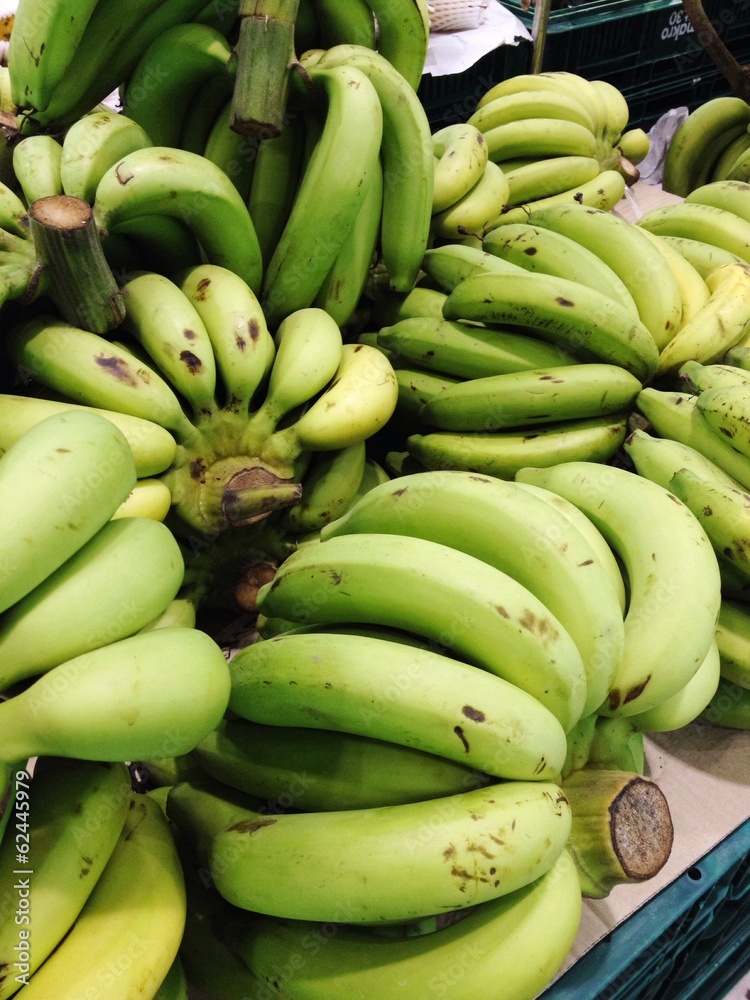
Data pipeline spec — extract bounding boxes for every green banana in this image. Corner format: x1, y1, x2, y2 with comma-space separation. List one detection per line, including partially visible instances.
321, 469, 625, 718
702, 676, 750, 729
377, 314, 580, 379
431, 123, 488, 213
228, 628, 568, 780
441, 270, 659, 382
406, 413, 629, 481
526, 201, 683, 351
662, 97, 750, 196
0, 517, 184, 691
669, 466, 750, 580
655, 261, 750, 374
469, 89, 596, 135
628, 638, 721, 733
246, 109, 306, 270
637, 201, 750, 265
192, 715, 486, 812
166, 776, 572, 923
113, 477, 172, 521
59, 110, 154, 204
6, 314, 203, 446
255, 530, 586, 730
637, 225, 711, 328
635, 387, 750, 491
0, 627, 231, 764
242, 306, 343, 452
654, 234, 746, 278
490, 170, 627, 230
515, 478, 627, 614
0, 758, 132, 1000
122, 21, 233, 147
418, 363, 641, 431
310, 44, 434, 294
19, 794, 186, 1000
313, 152, 384, 327
12, 135, 64, 205
233, 847, 581, 1000
482, 118, 598, 164
715, 597, 750, 689
154, 955, 190, 1000
311, 0, 377, 48
623, 426, 743, 491
202, 98, 258, 202
119, 270, 219, 421
7, 0, 100, 117
363, 0, 430, 91
499, 154, 602, 206
695, 382, 750, 459
26, 0, 210, 133
282, 441, 366, 533
92, 145, 264, 293
515, 461, 722, 718
482, 221, 639, 317
176, 263, 275, 415
261, 62, 383, 327
0, 410, 136, 617
0, 394, 177, 478
679, 358, 750, 393
432, 160, 510, 240
259, 342, 398, 464
178, 72, 234, 154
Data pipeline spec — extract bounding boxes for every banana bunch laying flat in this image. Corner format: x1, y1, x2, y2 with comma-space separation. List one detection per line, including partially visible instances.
3, 266, 398, 557
662, 95, 750, 197
0, 762, 187, 1000
369, 227, 666, 475
426, 71, 649, 239
0, 409, 231, 770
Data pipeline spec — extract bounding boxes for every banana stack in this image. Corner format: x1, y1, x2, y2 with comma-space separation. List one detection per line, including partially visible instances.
662, 95, 750, 197
154, 464, 691, 996
629, 356, 750, 732
426, 71, 650, 241
0, 760, 188, 1000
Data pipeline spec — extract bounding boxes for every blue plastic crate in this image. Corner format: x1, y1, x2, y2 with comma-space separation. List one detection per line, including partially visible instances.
540, 818, 750, 1000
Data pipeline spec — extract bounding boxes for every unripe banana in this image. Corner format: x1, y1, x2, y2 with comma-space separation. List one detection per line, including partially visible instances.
0, 627, 231, 764
112, 477, 172, 520
167, 777, 572, 924
232, 848, 582, 1000
515, 461, 722, 718
256, 530, 586, 731
0, 758, 132, 998
60, 110, 153, 203
0, 410, 136, 616
432, 160, 510, 239
12, 135, 64, 204
628, 638, 721, 733
228, 628, 569, 781
0, 517, 184, 691
243, 307, 343, 451
0, 393, 177, 477
431, 122, 488, 214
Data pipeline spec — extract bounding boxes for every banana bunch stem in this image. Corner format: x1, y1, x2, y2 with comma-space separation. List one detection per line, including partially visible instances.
28, 194, 125, 333
562, 768, 674, 898
231, 0, 301, 139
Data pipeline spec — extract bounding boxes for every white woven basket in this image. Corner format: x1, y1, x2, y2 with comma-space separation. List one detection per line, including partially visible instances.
427, 0, 489, 32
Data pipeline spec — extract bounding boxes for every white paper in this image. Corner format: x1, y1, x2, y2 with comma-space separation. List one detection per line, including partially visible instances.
423, 0, 532, 77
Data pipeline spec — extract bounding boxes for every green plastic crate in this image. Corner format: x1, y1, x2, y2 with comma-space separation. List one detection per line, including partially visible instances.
540, 818, 750, 1000
503, 0, 750, 91
622, 67, 735, 132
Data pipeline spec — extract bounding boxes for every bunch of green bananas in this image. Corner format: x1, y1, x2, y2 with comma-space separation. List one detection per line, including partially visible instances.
0, 760, 188, 999
662, 95, 750, 197
0, 408, 232, 768
426, 70, 651, 241
629, 356, 750, 732
1, 265, 399, 560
